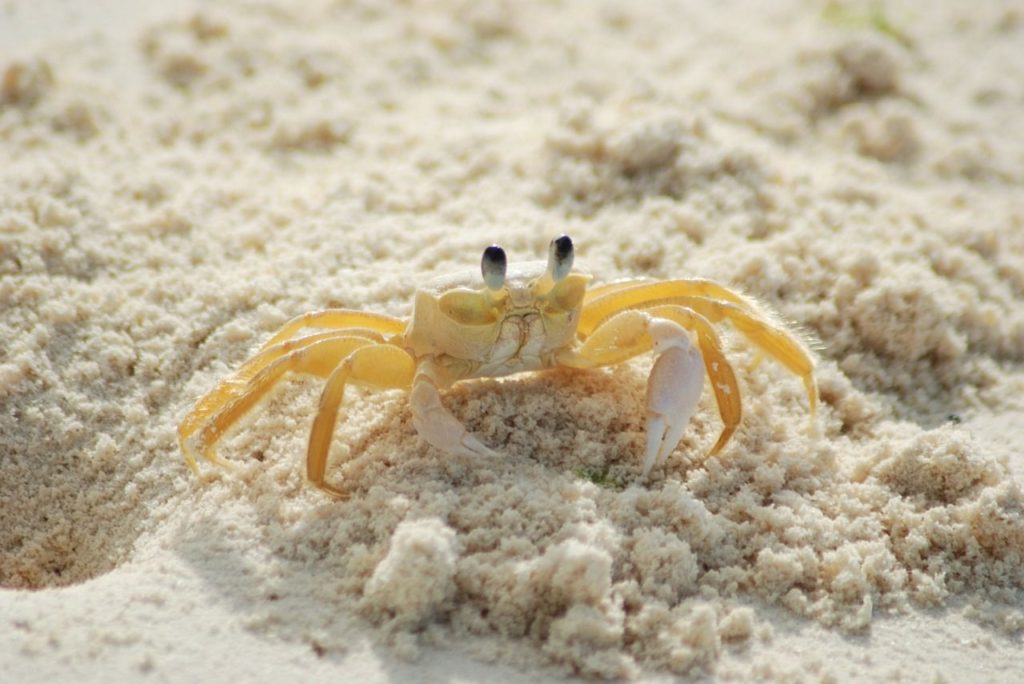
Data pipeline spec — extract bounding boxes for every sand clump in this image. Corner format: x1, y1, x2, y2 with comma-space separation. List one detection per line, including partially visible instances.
2, 1, 1024, 681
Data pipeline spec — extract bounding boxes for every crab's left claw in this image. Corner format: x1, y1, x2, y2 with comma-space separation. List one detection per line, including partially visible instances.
643, 320, 705, 478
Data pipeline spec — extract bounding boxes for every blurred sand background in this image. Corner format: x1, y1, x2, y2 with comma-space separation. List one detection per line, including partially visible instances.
2, 0, 1023, 681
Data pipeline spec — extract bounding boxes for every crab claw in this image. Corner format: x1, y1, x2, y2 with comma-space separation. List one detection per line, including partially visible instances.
410, 373, 498, 459
642, 319, 705, 478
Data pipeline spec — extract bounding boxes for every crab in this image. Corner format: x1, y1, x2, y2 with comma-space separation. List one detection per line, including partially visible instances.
179, 235, 817, 498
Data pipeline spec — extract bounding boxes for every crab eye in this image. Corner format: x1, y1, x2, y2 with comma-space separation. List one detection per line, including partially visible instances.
548, 234, 574, 282
481, 245, 507, 290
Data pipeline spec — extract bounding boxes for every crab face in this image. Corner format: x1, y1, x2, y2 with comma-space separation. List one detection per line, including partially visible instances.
404, 236, 592, 376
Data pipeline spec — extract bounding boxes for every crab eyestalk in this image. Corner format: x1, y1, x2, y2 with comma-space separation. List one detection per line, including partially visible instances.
536, 234, 574, 294
549, 234, 574, 280
481, 245, 508, 301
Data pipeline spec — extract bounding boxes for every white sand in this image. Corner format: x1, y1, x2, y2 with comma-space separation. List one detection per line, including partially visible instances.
2, 0, 1024, 681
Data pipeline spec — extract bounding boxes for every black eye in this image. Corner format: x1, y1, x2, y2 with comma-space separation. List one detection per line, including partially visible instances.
481, 245, 507, 290
548, 234, 574, 281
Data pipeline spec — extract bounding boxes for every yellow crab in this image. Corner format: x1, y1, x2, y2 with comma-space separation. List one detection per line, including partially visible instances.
179, 235, 817, 498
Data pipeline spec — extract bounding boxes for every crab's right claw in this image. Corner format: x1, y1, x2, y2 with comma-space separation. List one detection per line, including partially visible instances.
410, 373, 498, 459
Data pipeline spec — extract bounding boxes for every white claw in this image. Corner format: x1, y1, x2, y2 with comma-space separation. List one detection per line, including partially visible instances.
643, 415, 667, 477
459, 431, 499, 459
410, 374, 498, 459
642, 320, 705, 478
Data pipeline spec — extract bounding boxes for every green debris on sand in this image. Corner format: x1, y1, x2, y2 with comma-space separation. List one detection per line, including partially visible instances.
574, 466, 630, 491
822, 1, 915, 50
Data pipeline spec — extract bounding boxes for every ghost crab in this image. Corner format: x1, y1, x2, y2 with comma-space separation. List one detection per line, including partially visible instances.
179, 235, 818, 498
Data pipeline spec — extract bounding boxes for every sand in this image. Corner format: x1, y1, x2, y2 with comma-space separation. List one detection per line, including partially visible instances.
2, 0, 1023, 681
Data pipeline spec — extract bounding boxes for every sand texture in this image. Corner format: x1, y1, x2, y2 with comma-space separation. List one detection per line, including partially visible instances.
2, 1, 1024, 681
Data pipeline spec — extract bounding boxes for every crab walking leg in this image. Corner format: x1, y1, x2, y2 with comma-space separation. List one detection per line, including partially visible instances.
579, 279, 763, 337
582, 278, 655, 305
409, 359, 499, 459
181, 336, 377, 472
560, 307, 740, 476
307, 344, 415, 498
257, 309, 406, 351
178, 330, 386, 466
178, 330, 382, 471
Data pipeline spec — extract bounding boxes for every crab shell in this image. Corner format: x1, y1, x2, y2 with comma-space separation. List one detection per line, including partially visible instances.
404, 261, 591, 378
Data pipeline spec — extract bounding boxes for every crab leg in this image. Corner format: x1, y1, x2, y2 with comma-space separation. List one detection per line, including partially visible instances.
581, 278, 656, 305
307, 343, 415, 498
579, 279, 755, 333
408, 358, 499, 460
179, 335, 378, 472
559, 306, 740, 476
257, 309, 406, 351
580, 280, 817, 415
179, 330, 385, 460
180, 310, 401, 470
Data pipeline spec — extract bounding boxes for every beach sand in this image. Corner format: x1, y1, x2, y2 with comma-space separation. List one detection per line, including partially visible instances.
2, 1, 1023, 680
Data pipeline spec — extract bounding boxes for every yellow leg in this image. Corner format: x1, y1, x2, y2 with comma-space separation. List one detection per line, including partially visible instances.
179, 335, 378, 472
179, 330, 383, 466
307, 343, 415, 498
580, 279, 760, 336
582, 278, 656, 305
257, 309, 406, 351
560, 305, 740, 470
581, 280, 817, 415
179, 309, 404, 473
